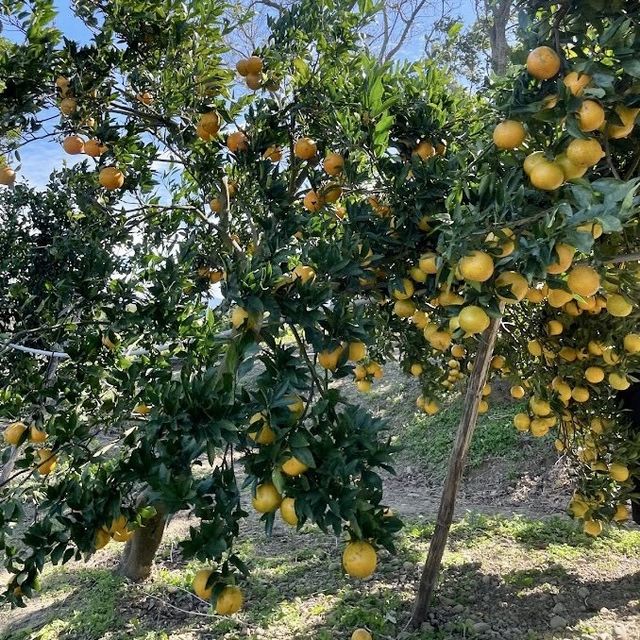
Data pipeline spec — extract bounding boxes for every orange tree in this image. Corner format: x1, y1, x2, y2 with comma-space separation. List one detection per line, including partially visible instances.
0, 0, 477, 612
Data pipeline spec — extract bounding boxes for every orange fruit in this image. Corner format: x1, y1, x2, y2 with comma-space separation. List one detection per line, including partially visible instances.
60, 97, 77, 115
547, 244, 575, 274
318, 345, 344, 370
303, 190, 323, 212
567, 265, 600, 297
294, 137, 317, 160
493, 120, 526, 149
495, 271, 528, 303
263, 145, 282, 162
199, 111, 220, 136
236, 59, 249, 76
566, 138, 604, 167
530, 161, 564, 191
555, 153, 587, 180
252, 483, 282, 513
280, 497, 298, 526
351, 629, 372, 640
606, 294, 632, 317
4, 421, 26, 445
281, 456, 308, 477
323, 152, 344, 176
245, 56, 263, 75
527, 46, 561, 80
62, 135, 85, 154
412, 140, 435, 160
458, 306, 490, 335
564, 71, 592, 96
458, 250, 494, 282
227, 131, 248, 153
215, 585, 244, 615
524, 151, 547, 175
245, 74, 261, 90
99, 167, 125, 190
36, 449, 57, 475
342, 541, 377, 579
193, 569, 214, 600
29, 425, 48, 443
577, 100, 605, 132
84, 139, 106, 157
0, 166, 16, 186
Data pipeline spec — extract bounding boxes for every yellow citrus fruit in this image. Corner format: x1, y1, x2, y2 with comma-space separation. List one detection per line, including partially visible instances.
478, 400, 489, 414
36, 449, 57, 475
438, 290, 464, 306
0, 166, 16, 185
546, 320, 563, 336
530, 419, 550, 438
530, 161, 565, 191
458, 251, 494, 282
99, 167, 125, 190
356, 379, 372, 393
527, 46, 561, 80
495, 271, 528, 303
226, 131, 249, 153
493, 120, 526, 149
428, 330, 452, 352
514, 413, 530, 432
410, 266, 427, 283
348, 342, 366, 362
559, 347, 577, 362
583, 520, 603, 537
510, 385, 525, 399
248, 417, 275, 445
245, 73, 261, 90
294, 264, 316, 284
29, 425, 48, 443
424, 400, 440, 415
609, 463, 630, 482
62, 135, 85, 154
577, 100, 605, 132
451, 345, 466, 359
485, 227, 516, 257
392, 278, 415, 300
412, 140, 435, 160
623, 333, 640, 354
351, 629, 373, 640
567, 265, 600, 297
547, 244, 575, 274
323, 152, 344, 176
199, 111, 220, 136
263, 145, 282, 162
609, 372, 630, 391
566, 138, 604, 167
84, 139, 106, 157
394, 299, 416, 318
252, 483, 282, 513
280, 497, 298, 526
523, 151, 547, 176
4, 421, 26, 445
231, 307, 249, 329
607, 294, 632, 317
342, 541, 377, 579
95, 528, 111, 550
410, 363, 423, 377
294, 137, 317, 160
419, 253, 438, 274
527, 339, 543, 357
547, 288, 573, 308
303, 190, 323, 212
318, 345, 344, 370
193, 569, 214, 600
245, 55, 263, 75
526, 284, 548, 303
555, 153, 587, 180
614, 504, 630, 522
458, 306, 490, 335
60, 97, 77, 115
570, 496, 589, 518
530, 397, 551, 417
564, 71, 591, 96
215, 585, 244, 615
607, 105, 639, 139
571, 386, 590, 402
281, 456, 308, 477
585, 367, 605, 384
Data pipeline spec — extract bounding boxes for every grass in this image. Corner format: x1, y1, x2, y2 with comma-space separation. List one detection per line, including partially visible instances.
401, 394, 552, 478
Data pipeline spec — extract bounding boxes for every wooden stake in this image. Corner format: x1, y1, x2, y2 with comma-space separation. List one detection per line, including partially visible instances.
409, 316, 502, 628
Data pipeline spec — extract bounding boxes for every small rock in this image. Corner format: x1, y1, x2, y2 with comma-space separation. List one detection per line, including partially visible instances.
550, 616, 567, 630
421, 623, 434, 633
578, 586, 590, 598
440, 596, 455, 606
481, 575, 491, 584
474, 622, 491, 633
613, 627, 628, 640
452, 603, 465, 614
402, 561, 414, 571
552, 603, 567, 615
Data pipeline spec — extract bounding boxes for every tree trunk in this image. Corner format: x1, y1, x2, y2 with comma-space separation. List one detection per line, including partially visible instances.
117, 497, 167, 581
409, 316, 502, 628
488, 0, 513, 75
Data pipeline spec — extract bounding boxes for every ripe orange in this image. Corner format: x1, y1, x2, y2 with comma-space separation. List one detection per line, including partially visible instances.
347, 342, 366, 362
62, 135, 85, 154
245, 74, 261, 90
236, 59, 249, 76
585, 366, 605, 384
523, 151, 547, 176
410, 363, 423, 376
227, 131, 249, 153
623, 333, 640, 354
607, 105, 639, 139
513, 413, 530, 432
4, 421, 26, 445
584, 519, 603, 537
29, 425, 48, 443
248, 413, 276, 445
458, 306, 490, 335
528, 339, 543, 357
95, 528, 111, 550
36, 449, 57, 475
303, 190, 323, 212
193, 569, 214, 600
571, 386, 589, 402
281, 456, 308, 477
294, 137, 317, 160
318, 345, 344, 370
99, 167, 125, 190
423, 399, 440, 415
547, 244, 575, 274
323, 152, 344, 176
564, 71, 592, 96
566, 138, 604, 167
614, 504, 630, 522
546, 320, 563, 336
609, 463, 630, 482
199, 111, 220, 136
215, 585, 244, 615
252, 483, 282, 513
419, 252, 438, 274
60, 97, 77, 115
394, 299, 416, 317
137, 91, 154, 105
427, 330, 452, 352
392, 278, 414, 300
609, 372, 630, 391
493, 120, 526, 149
263, 145, 282, 162
84, 139, 106, 157
606, 293, 632, 317
555, 153, 587, 180
527, 46, 561, 80
510, 385, 525, 399
577, 100, 605, 132
246, 56, 263, 75
567, 265, 600, 297
530, 161, 564, 191
0, 166, 16, 186
495, 271, 528, 303
458, 250, 494, 282
342, 540, 377, 579
280, 497, 298, 526
351, 629, 372, 640
485, 228, 515, 257
412, 140, 435, 160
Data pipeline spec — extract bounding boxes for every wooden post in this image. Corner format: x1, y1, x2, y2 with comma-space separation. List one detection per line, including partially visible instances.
409, 316, 502, 628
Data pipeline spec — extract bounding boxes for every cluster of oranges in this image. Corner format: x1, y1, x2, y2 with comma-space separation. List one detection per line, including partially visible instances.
3, 421, 55, 475
493, 46, 638, 191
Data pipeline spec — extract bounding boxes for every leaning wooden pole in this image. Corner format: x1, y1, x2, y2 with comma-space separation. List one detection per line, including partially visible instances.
409, 316, 502, 628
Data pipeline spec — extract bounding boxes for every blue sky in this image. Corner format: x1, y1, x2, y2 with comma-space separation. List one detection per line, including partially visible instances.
12, 0, 478, 187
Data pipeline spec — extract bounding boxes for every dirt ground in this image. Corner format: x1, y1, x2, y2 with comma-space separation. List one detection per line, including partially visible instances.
1, 361, 639, 640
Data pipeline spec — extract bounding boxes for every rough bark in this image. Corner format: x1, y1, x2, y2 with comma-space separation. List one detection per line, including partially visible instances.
409, 316, 502, 628
117, 496, 167, 582
488, 0, 513, 75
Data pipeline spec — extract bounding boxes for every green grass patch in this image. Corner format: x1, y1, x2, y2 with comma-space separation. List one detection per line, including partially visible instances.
402, 396, 552, 479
